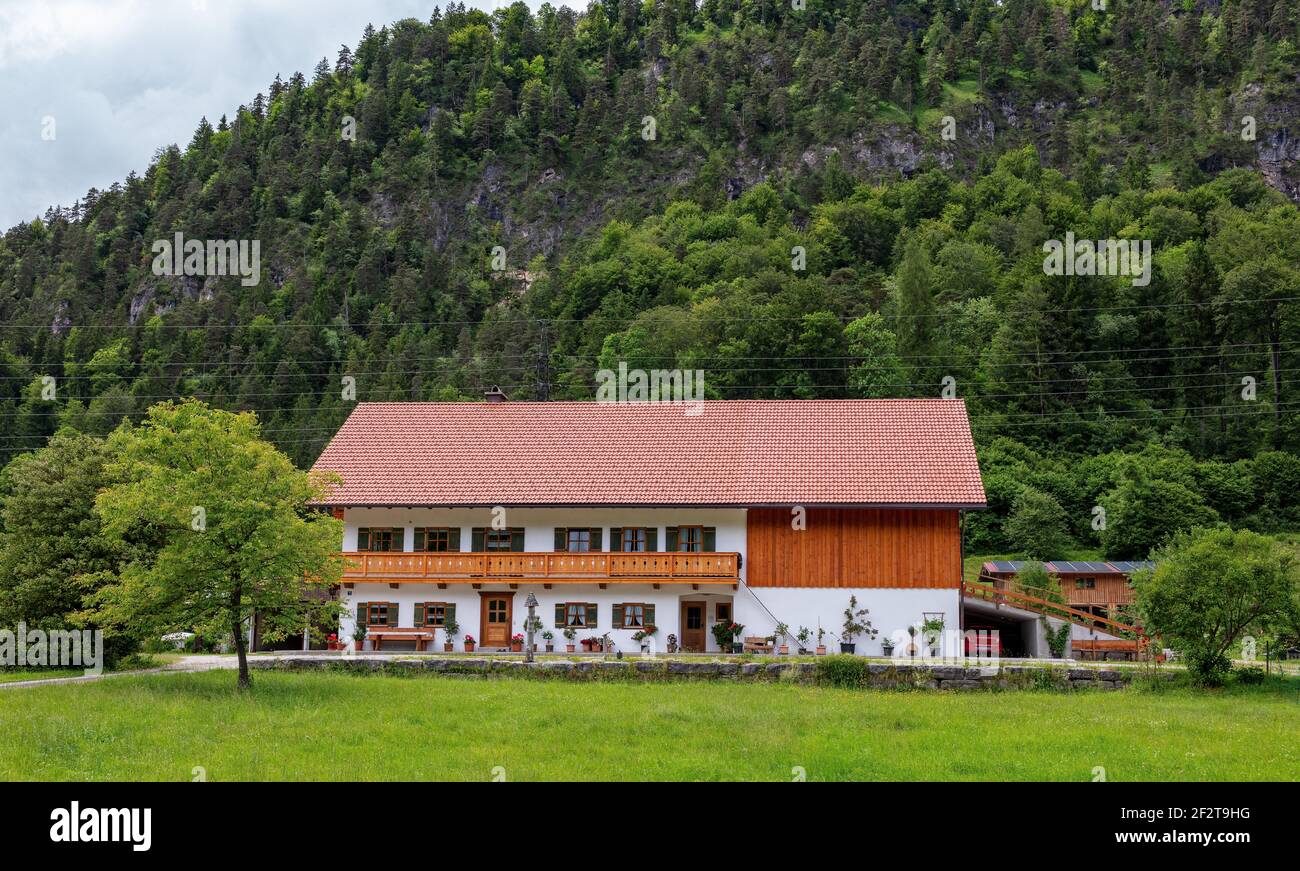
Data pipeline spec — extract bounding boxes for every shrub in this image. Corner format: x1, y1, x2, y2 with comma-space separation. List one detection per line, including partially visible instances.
1233, 666, 1266, 685
816, 654, 869, 688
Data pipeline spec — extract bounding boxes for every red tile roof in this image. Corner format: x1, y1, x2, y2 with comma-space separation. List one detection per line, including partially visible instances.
311, 400, 986, 507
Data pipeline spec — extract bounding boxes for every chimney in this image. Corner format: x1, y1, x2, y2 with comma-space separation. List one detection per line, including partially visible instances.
484, 385, 508, 404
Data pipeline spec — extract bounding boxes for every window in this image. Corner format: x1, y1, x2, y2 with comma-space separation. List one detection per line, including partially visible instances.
414, 528, 454, 552
615, 603, 655, 629
715, 602, 732, 623
357, 528, 403, 552
1075, 578, 1096, 589
415, 602, 452, 627
678, 525, 703, 552
357, 602, 397, 627
554, 528, 603, 552
622, 528, 647, 552
473, 527, 524, 552
555, 602, 599, 628
567, 528, 591, 552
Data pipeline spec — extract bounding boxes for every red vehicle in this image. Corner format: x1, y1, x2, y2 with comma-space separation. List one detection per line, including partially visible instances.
963, 625, 1005, 658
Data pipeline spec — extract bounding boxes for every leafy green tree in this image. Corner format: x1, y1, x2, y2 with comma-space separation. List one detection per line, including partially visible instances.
1135, 527, 1299, 684
0, 430, 145, 663
90, 401, 343, 689
1100, 475, 1219, 559
1003, 486, 1072, 559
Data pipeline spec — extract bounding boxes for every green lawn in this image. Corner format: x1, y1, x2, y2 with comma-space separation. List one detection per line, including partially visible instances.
2, 671, 1297, 781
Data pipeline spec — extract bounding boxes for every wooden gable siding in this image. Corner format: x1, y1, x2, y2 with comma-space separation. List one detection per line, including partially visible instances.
745, 508, 961, 588
1060, 575, 1134, 607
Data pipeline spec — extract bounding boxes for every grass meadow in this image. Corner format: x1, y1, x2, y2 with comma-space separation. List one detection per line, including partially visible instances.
1, 669, 1297, 781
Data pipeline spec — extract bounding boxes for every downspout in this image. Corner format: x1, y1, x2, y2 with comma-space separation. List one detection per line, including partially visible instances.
958, 510, 966, 634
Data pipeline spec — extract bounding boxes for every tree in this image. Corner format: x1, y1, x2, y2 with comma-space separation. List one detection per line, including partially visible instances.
1099, 475, 1219, 559
0, 430, 144, 663
1135, 527, 1299, 684
1003, 486, 1071, 559
91, 401, 343, 689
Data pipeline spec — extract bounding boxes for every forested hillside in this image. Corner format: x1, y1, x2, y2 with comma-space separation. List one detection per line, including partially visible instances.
2, 0, 1300, 559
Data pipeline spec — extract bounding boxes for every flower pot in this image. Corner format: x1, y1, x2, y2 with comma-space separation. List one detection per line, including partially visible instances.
778, 644, 789, 655
545, 644, 554, 653
511, 642, 522, 653
464, 642, 476, 652
443, 643, 454, 653
566, 644, 576, 653
840, 642, 856, 654
815, 645, 826, 656
882, 646, 895, 658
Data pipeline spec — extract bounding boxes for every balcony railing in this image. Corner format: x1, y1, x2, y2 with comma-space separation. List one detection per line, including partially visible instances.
340, 551, 740, 583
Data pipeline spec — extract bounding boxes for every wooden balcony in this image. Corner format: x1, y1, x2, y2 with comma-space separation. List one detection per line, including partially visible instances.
340, 551, 740, 585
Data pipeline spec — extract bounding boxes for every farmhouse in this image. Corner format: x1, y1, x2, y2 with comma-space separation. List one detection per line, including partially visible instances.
308, 396, 986, 655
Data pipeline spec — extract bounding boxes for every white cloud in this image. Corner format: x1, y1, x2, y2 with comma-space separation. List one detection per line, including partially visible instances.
0, 0, 457, 227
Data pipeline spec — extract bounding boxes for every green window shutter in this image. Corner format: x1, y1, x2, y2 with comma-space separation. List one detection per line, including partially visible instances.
357, 529, 370, 551
392, 528, 405, 552
703, 527, 716, 551
645, 604, 656, 627
646, 528, 658, 552
554, 528, 566, 551
511, 529, 525, 552
386, 602, 398, 626
356, 602, 368, 627
590, 528, 603, 551
609, 527, 622, 551
413, 529, 425, 552
445, 603, 456, 628
554, 603, 566, 627
415, 603, 425, 626
585, 603, 598, 627
471, 528, 485, 551
612, 603, 625, 628
666, 526, 678, 551
449, 528, 461, 551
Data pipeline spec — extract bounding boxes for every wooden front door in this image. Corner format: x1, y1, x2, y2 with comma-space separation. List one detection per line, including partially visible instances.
680, 601, 706, 652
480, 594, 513, 649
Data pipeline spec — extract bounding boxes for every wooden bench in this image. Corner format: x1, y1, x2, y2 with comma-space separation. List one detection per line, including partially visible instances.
742, 636, 774, 654
366, 628, 436, 652
1073, 639, 1140, 661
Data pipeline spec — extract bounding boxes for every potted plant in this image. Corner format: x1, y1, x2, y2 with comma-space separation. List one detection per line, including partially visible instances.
796, 626, 811, 655
666, 633, 678, 654
815, 627, 827, 656
711, 620, 739, 653
326, 632, 340, 651
443, 617, 459, 652
881, 635, 895, 657
351, 623, 367, 653
922, 616, 945, 656
542, 630, 555, 653
774, 622, 791, 655
563, 627, 577, 653
729, 622, 745, 654
511, 633, 524, 653
839, 595, 877, 655
631, 625, 657, 654
463, 634, 476, 653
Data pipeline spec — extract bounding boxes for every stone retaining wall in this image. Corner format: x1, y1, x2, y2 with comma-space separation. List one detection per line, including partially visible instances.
251, 656, 1165, 690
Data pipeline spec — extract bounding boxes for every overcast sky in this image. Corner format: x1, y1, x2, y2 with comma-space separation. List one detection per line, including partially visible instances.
0, 0, 540, 229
